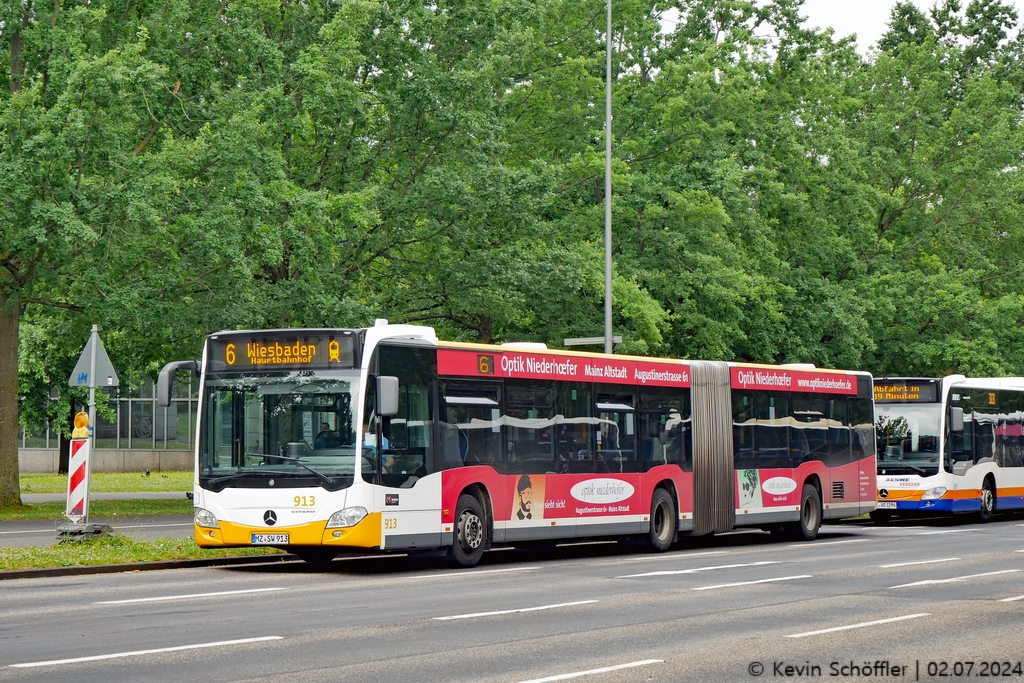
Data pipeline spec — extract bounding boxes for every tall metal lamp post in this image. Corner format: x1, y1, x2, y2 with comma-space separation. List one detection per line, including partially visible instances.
603, 0, 614, 355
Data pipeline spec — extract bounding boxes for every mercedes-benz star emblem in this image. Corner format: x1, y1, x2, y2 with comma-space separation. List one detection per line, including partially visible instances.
264, 510, 278, 526
879, 489, 889, 498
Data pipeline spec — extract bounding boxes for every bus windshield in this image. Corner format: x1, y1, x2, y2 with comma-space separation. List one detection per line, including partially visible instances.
199, 370, 365, 491
874, 403, 942, 476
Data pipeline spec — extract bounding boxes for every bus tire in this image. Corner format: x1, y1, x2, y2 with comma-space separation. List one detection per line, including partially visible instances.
979, 477, 996, 522
869, 510, 892, 526
647, 488, 676, 552
777, 484, 822, 541
796, 484, 822, 540
447, 494, 486, 567
294, 548, 337, 565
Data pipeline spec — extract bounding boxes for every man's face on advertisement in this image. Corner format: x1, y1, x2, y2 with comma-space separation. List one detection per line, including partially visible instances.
519, 486, 533, 513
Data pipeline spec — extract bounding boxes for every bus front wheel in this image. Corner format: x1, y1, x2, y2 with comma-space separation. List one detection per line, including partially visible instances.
647, 488, 676, 551
979, 478, 996, 522
869, 510, 892, 526
447, 494, 486, 567
294, 548, 337, 566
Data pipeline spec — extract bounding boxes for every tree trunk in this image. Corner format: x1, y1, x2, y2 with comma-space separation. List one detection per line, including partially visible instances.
0, 297, 23, 506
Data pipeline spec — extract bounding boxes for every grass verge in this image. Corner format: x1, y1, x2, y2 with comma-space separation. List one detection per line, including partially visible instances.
0, 498, 193, 522
20, 471, 192, 494
0, 536, 283, 572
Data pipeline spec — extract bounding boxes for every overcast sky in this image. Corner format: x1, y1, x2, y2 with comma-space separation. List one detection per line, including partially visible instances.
800, 0, 1024, 51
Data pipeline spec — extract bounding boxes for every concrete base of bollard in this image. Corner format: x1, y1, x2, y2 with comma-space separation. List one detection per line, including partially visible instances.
56, 522, 114, 542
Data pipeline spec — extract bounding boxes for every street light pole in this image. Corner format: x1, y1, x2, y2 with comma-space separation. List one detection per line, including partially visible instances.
604, 0, 613, 355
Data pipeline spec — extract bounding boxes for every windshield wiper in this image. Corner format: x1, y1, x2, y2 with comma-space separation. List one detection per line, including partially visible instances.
205, 470, 291, 487
243, 453, 336, 487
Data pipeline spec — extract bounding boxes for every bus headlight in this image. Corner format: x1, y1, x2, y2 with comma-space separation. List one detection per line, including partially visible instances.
194, 508, 220, 528
921, 487, 948, 500
326, 506, 368, 528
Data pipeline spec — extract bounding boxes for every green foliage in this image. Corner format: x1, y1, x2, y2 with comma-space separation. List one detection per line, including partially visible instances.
4, 0, 1024, 505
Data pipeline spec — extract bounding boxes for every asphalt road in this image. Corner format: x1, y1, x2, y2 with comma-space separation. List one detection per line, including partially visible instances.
1, 515, 1023, 683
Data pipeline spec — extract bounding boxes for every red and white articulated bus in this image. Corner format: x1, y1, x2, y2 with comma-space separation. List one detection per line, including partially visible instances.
158, 321, 876, 566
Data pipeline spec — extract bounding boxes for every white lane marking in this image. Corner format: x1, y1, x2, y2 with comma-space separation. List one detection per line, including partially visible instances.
415, 566, 539, 579
916, 529, 975, 535
786, 613, 931, 638
890, 569, 1020, 589
617, 561, 779, 579
879, 557, 961, 568
9, 636, 282, 668
693, 575, 812, 591
1000, 595, 1024, 602
95, 587, 288, 605
517, 659, 664, 683
0, 529, 56, 536
434, 600, 598, 621
786, 539, 867, 548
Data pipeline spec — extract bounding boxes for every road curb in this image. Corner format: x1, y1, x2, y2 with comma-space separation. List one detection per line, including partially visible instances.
0, 553, 301, 581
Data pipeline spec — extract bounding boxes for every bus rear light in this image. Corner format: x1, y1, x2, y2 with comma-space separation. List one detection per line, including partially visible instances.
195, 508, 220, 528
326, 506, 368, 528
921, 487, 948, 500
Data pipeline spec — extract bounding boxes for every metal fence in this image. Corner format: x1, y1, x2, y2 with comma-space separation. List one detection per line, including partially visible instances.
19, 378, 199, 451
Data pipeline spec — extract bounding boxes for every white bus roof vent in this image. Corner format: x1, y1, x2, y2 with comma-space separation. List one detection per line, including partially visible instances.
500, 342, 548, 350
374, 318, 389, 327
780, 363, 816, 370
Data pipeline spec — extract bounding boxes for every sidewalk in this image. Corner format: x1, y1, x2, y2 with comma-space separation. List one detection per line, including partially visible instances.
21, 492, 190, 502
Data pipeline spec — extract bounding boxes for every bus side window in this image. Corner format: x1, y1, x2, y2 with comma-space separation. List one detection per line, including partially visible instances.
556, 382, 593, 474
732, 392, 756, 470
755, 391, 790, 469
440, 381, 503, 470
505, 381, 556, 474
595, 389, 637, 473
791, 395, 828, 465
639, 388, 690, 472
850, 397, 874, 463
828, 397, 851, 468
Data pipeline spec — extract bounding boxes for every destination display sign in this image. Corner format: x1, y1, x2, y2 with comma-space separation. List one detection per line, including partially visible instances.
437, 348, 690, 388
873, 379, 940, 403
730, 366, 858, 395
207, 332, 357, 372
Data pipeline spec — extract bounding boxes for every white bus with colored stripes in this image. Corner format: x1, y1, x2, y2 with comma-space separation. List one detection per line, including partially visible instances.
158, 322, 875, 566
873, 376, 1024, 523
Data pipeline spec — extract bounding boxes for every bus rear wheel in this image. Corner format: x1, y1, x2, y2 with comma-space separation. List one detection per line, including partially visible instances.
447, 494, 486, 567
774, 484, 821, 541
647, 488, 676, 551
978, 478, 996, 522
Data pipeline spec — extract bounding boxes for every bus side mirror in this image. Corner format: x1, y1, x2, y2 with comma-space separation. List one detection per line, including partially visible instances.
949, 406, 964, 433
377, 376, 400, 417
157, 361, 199, 408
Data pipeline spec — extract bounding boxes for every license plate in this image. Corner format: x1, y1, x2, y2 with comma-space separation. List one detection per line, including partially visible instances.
876, 501, 897, 509
251, 533, 289, 544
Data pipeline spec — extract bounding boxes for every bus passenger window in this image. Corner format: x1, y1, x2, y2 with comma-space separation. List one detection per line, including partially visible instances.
440, 382, 503, 470
596, 392, 637, 473
639, 389, 691, 472
505, 382, 556, 475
